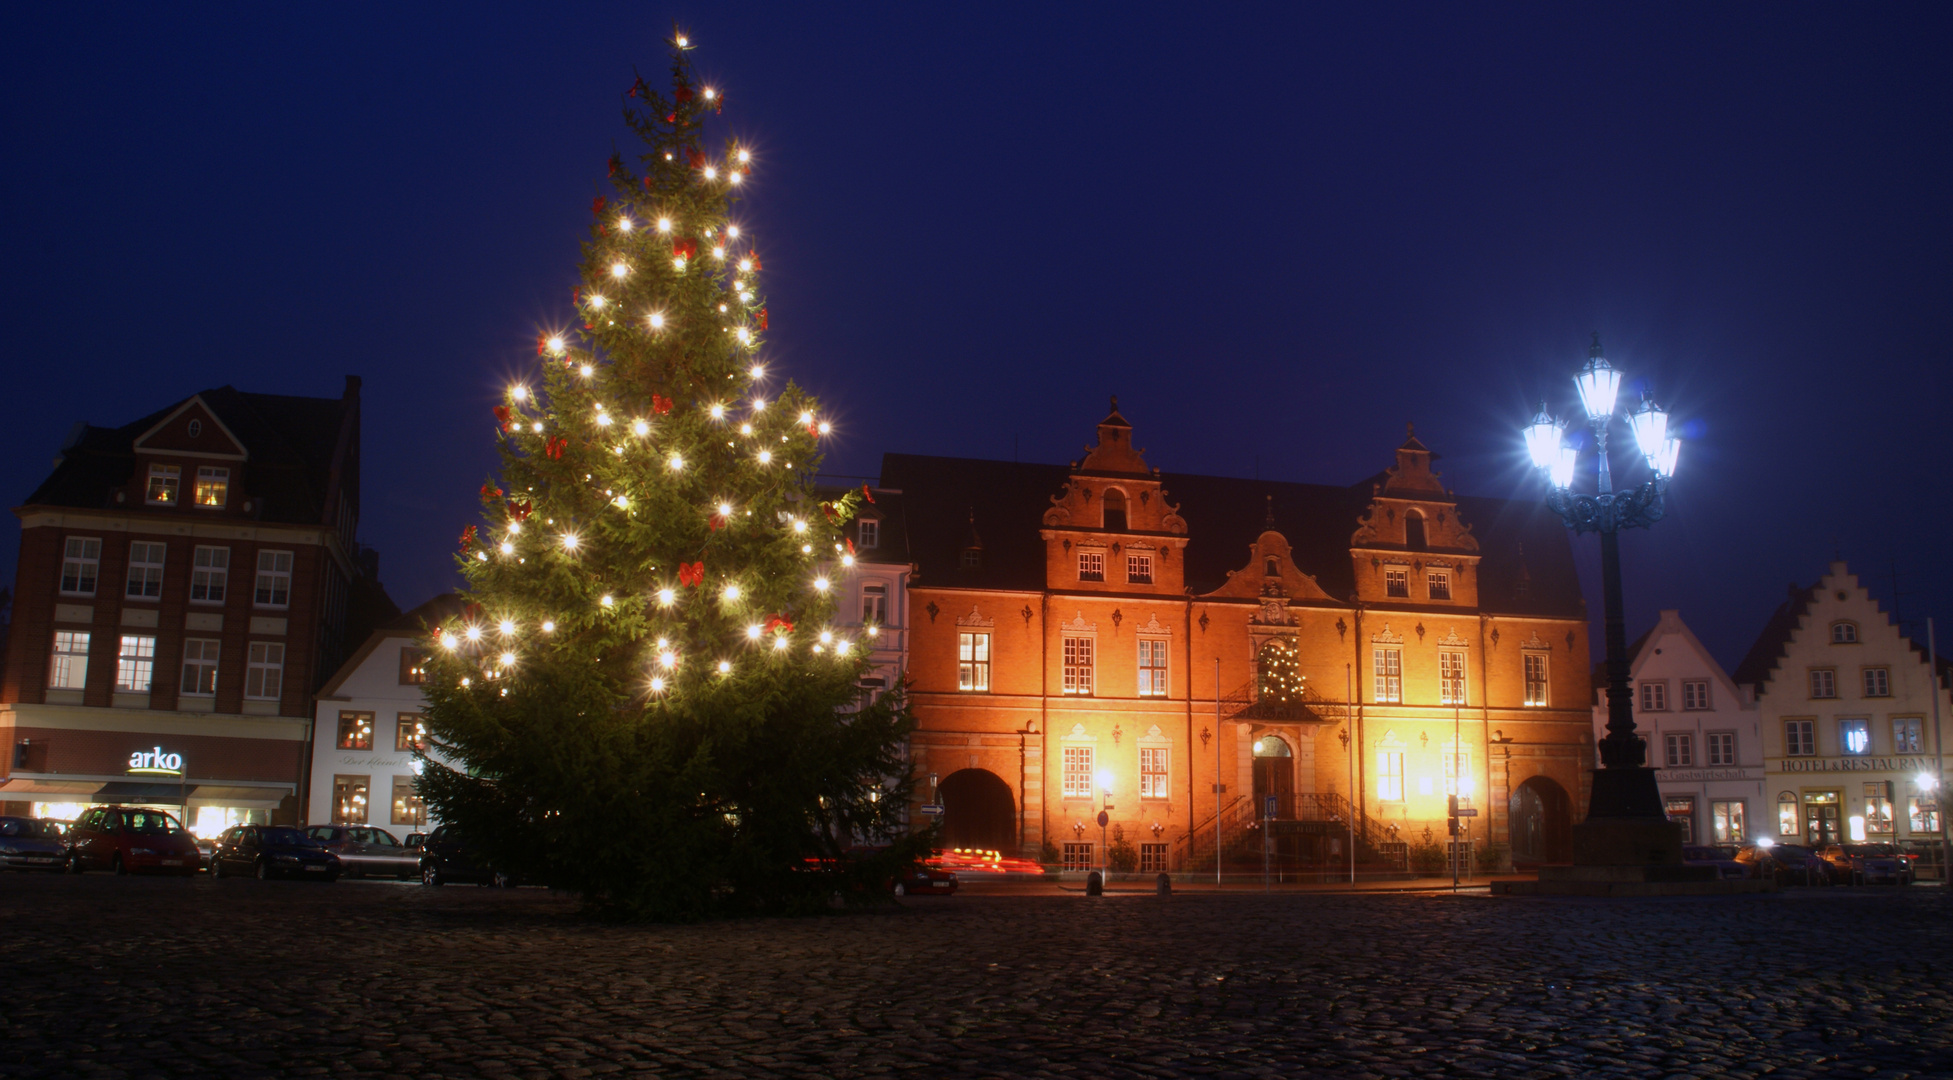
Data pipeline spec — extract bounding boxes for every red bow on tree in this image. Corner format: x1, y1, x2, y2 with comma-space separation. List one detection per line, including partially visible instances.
506, 499, 532, 522
480, 482, 504, 500
536, 335, 549, 356
846, 537, 856, 556
674, 84, 694, 104
572, 286, 580, 305
464, 602, 483, 622
686, 148, 706, 168
708, 513, 726, 532
643, 176, 653, 190
545, 436, 567, 460
628, 77, 645, 98
807, 424, 822, 438
592, 196, 606, 217
607, 154, 621, 177
758, 308, 768, 331
763, 615, 794, 636
677, 561, 705, 587
672, 239, 697, 260
820, 502, 838, 520
458, 525, 477, 551
749, 251, 762, 271
492, 406, 513, 432
861, 484, 876, 504
652, 394, 674, 414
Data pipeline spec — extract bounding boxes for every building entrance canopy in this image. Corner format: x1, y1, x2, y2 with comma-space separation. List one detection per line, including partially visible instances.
0, 775, 293, 809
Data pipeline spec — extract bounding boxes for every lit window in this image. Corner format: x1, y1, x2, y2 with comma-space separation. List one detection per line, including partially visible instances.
1377, 751, 1405, 801
395, 713, 426, 752
116, 635, 156, 692
1809, 669, 1836, 699
857, 519, 878, 549
1063, 636, 1094, 695
1140, 746, 1169, 799
1062, 745, 1094, 798
1863, 667, 1890, 697
190, 546, 229, 603
337, 711, 375, 751
60, 537, 101, 596
1373, 648, 1401, 703
1439, 650, 1466, 705
1664, 733, 1693, 768
255, 550, 294, 607
332, 775, 370, 824
1894, 717, 1923, 754
1442, 745, 1471, 797
1138, 639, 1168, 697
398, 647, 428, 686
1384, 568, 1408, 597
1427, 570, 1451, 601
1865, 781, 1894, 835
194, 466, 229, 508
1831, 621, 1858, 644
1707, 731, 1736, 766
391, 776, 426, 827
957, 632, 990, 692
145, 464, 180, 505
1523, 653, 1549, 706
1682, 680, 1710, 710
1778, 792, 1800, 836
1839, 718, 1870, 756
1784, 719, 1816, 757
1639, 682, 1668, 711
1077, 551, 1105, 582
1911, 796, 1941, 834
861, 583, 887, 624
125, 542, 165, 599
1127, 553, 1153, 585
245, 642, 284, 700
1710, 800, 1747, 844
1665, 795, 1696, 843
180, 638, 220, 695
49, 631, 91, 690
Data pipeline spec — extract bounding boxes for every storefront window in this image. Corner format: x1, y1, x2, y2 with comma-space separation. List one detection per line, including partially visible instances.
333, 774, 370, 824
1864, 781, 1894, 835
1665, 795, 1696, 844
1777, 793, 1799, 836
192, 805, 268, 839
1910, 797, 1940, 834
1710, 800, 1746, 844
391, 776, 426, 827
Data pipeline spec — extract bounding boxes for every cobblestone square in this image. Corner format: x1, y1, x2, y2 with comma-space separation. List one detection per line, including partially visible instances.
3, 874, 1948, 1078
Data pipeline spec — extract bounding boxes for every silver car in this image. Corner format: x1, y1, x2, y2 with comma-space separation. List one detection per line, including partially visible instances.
303, 825, 421, 879
0, 816, 68, 871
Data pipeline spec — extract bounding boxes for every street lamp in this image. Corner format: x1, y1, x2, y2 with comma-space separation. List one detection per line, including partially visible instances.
1523, 334, 1681, 823
1096, 770, 1114, 878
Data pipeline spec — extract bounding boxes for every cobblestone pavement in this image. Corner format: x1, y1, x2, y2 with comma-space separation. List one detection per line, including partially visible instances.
3, 874, 1949, 1079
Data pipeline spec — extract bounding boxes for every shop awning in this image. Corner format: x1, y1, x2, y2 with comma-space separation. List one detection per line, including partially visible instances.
94, 781, 195, 803
186, 785, 293, 810
0, 777, 104, 797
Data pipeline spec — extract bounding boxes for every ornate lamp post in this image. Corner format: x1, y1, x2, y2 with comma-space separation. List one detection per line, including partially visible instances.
1524, 334, 1681, 823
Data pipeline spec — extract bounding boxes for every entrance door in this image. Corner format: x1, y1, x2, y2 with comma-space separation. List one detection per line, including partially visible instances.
937, 769, 1016, 852
1251, 735, 1293, 818
1805, 792, 1842, 846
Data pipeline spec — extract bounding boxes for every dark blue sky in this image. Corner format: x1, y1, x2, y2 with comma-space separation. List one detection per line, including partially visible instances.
4, 4, 1948, 672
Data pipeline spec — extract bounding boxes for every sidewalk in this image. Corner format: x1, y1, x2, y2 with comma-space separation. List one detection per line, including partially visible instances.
956, 872, 1536, 895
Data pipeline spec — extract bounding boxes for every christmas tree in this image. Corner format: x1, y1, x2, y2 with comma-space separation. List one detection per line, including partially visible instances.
414, 31, 925, 920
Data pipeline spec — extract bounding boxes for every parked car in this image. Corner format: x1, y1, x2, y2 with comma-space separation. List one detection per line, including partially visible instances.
1820, 843, 1912, 885
418, 825, 514, 887
1742, 843, 1832, 885
0, 816, 70, 871
896, 860, 959, 896
210, 825, 341, 881
1682, 845, 1748, 881
65, 806, 201, 876
36, 819, 69, 840
305, 825, 420, 879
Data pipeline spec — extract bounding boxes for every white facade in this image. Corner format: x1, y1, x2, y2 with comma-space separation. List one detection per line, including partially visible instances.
834, 489, 910, 701
306, 604, 457, 836
1595, 609, 1764, 845
1741, 562, 1953, 849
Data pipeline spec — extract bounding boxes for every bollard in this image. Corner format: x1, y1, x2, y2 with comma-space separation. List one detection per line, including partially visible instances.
1086, 870, 1104, 896
1156, 872, 1171, 896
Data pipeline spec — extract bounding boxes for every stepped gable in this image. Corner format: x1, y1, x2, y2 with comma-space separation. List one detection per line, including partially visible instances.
1731, 582, 1815, 694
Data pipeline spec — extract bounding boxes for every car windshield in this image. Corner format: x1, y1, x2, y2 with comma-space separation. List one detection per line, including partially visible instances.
262, 828, 315, 847
369, 831, 398, 847
124, 811, 184, 835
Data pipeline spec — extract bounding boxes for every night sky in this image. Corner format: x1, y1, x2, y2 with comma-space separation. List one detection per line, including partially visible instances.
4, 5, 1948, 673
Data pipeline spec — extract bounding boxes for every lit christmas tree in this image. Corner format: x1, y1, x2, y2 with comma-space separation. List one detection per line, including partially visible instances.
415, 31, 924, 919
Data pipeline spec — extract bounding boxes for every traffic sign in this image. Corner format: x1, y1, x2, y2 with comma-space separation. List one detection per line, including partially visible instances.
1453, 808, 1479, 818
1264, 795, 1278, 819
1096, 810, 1110, 828
920, 804, 945, 815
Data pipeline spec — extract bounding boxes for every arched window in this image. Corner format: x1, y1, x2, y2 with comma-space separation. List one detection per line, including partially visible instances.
1831, 621, 1858, 644
1264, 555, 1279, 577
1405, 510, 1427, 551
1103, 489, 1127, 531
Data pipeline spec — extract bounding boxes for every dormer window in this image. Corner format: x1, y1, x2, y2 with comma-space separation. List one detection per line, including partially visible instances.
195, 466, 229, 508
1103, 490, 1127, 531
857, 519, 879, 549
960, 548, 981, 570
1405, 510, 1427, 551
146, 464, 180, 505
1265, 556, 1279, 576
1831, 621, 1858, 644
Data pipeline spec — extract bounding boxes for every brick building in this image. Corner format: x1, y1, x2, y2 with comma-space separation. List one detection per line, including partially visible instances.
1, 379, 390, 834
886, 403, 1593, 872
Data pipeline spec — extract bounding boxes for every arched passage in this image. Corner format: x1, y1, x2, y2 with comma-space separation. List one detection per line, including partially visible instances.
1508, 775, 1573, 865
937, 768, 1015, 851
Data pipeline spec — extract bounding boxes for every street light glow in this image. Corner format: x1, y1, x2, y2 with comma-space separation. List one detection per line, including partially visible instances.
1574, 339, 1622, 418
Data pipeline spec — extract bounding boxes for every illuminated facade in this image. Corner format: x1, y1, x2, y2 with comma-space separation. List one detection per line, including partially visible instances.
886, 404, 1595, 871
1736, 562, 1953, 849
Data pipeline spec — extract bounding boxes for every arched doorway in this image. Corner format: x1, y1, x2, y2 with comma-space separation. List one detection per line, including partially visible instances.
937, 769, 1015, 851
1252, 734, 1293, 817
1508, 776, 1572, 865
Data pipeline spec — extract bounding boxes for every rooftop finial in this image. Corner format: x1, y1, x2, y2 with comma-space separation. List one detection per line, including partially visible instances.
1264, 494, 1275, 528
1590, 331, 1603, 358
1406, 421, 1415, 440
1110, 394, 1119, 413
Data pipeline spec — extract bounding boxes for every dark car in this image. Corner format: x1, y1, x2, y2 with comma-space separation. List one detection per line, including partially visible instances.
419, 825, 513, 887
897, 860, 959, 896
0, 816, 69, 871
1743, 842, 1831, 885
211, 825, 341, 881
65, 806, 201, 875
1682, 845, 1748, 881
1821, 843, 1911, 885
305, 825, 420, 879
